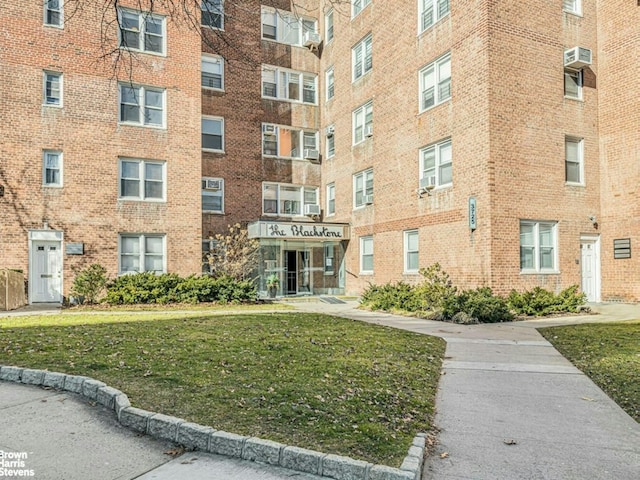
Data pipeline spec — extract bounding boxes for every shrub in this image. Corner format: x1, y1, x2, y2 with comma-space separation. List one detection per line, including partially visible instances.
70, 264, 108, 304
443, 287, 514, 323
508, 285, 586, 316
414, 263, 457, 309
360, 282, 421, 312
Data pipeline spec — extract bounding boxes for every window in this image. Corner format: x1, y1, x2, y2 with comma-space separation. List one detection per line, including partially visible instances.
353, 168, 373, 208
325, 9, 334, 43
420, 138, 452, 188
201, 0, 224, 29
564, 69, 582, 99
326, 67, 335, 100
326, 127, 335, 158
262, 124, 318, 159
202, 56, 224, 90
261, 7, 317, 47
353, 101, 373, 145
43, 151, 62, 187
404, 230, 419, 273
520, 221, 558, 273
202, 117, 224, 151
262, 183, 318, 216
563, 0, 581, 15
43, 72, 62, 106
352, 34, 373, 81
118, 9, 165, 55
324, 245, 335, 274
44, 0, 63, 27
261, 66, 317, 104
420, 53, 451, 110
352, 0, 372, 17
119, 159, 165, 201
202, 177, 224, 213
326, 183, 336, 216
565, 137, 584, 184
119, 84, 165, 127
119, 234, 165, 274
360, 236, 373, 273
419, 0, 450, 33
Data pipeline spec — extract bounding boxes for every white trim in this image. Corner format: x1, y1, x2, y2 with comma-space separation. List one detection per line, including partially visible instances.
118, 158, 167, 202
28, 230, 64, 304
201, 54, 225, 91
201, 176, 225, 214
117, 7, 167, 56
118, 83, 166, 129
404, 229, 419, 274
43, 0, 64, 28
519, 220, 559, 274
201, 116, 225, 152
201, 0, 225, 30
43, 71, 63, 107
580, 235, 601, 303
359, 235, 374, 274
118, 233, 167, 275
42, 150, 63, 188
565, 136, 585, 186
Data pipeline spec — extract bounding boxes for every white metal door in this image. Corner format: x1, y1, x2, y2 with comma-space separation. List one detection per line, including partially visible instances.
580, 240, 599, 302
32, 241, 62, 302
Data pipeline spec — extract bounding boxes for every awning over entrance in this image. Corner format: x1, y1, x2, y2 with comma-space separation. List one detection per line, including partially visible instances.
248, 221, 350, 240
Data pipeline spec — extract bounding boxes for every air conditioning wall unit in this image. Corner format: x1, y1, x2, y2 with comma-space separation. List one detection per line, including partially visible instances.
365, 125, 373, 137
564, 47, 592, 69
363, 194, 373, 205
204, 179, 222, 190
303, 31, 322, 49
304, 204, 321, 216
303, 149, 320, 161
262, 124, 277, 134
419, 177, 435, 189
325, 125, 335, 137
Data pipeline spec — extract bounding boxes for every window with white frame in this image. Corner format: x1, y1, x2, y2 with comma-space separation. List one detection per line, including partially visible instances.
118, 9, 165, 55
420, 138, 452, 188
326, 67, 335, 100
119, 159, 165, 201
326, 127, 336, 158
564, 69, 582, 99
352, 0, 372, 18
202, 55, 224, 90
261, 7, 317, 46
420, 53, 451, 111
262, 183, 319, 216
352, 34, 372, 81
119, 84, 165, 127
520, 221, 558, 272
324, 244, 334, 274
565, 137, 584, 184
261, 66, 317, 104
262, 124, 318, 159
43, 150, 62, 187
404, 230, 419, 273
353, 101, 373, 145
326, 182, 336, 216
353, 168, 373, 208
43, 72, 62, 106
325, 9, 334, 43
419, 0, 450, 33
201, 0, 224, 29
119, 234, 165, 274
360, 236, 373, 273
44, 0, 63, 27
202, 177, 224, 213
202, 117, 224, 151
563, 0, 581, 15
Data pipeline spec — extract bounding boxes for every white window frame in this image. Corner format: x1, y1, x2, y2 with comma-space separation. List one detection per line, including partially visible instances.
202, 116, 225, 152
418, 0, 450, 33
353, 168, 373, 208
360, 236, 374, 274
202, 177, 225, 214
261, 7, 317, 47
420, 138, 452, 188
262, 124, 318, 160
42, 150, 63, 187
202, 55, 224, 90
326, 66, 335, 101
261, 66, 317, 104
325, 9, 334, 43
519, 221, 558, 273
118, 84, 166, 128
564, 68, 583, 100
352, 0, 372, 18
562, 0, 582, 16
404, 230, 419, 273
352, 101, 373, 145
43, 71, 62, 107
262, 182, 319, 217
118, 8, 166, 56
352, 34, 373, 82
44, 0, 63, 28
565, 137, 584, 185
201, 0, 224, 29
118, 158, 166, 202
119, 234, 166, 275
326, 182, 336, 216
326, 126, 336, 158
419, 53, 451, 111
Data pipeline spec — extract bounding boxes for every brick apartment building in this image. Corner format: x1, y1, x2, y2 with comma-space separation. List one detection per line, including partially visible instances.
0, 0, 638, 303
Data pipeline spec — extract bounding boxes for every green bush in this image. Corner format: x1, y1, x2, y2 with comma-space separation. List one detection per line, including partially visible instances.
70, 264, 108, 304
442, 287, 514, 323
508, 285, 586, 316
414, 263, 457, 309
360, 282, 421, 312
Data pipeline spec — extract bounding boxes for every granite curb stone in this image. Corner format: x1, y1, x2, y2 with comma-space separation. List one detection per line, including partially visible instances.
0, 366, 427, 480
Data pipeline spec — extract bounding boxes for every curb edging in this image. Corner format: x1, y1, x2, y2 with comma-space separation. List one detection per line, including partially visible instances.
0, 365, 425, 480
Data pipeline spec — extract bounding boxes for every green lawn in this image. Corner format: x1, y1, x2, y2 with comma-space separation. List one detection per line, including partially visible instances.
0, 312, 445, 466
539, 320, 640, 422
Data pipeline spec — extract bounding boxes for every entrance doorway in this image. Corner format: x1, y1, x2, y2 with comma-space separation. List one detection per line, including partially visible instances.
285, 250, 311, 295
580, 236, 601, 303
30, 240, 62, 303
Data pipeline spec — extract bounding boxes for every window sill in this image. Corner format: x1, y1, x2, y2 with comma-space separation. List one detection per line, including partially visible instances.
562, 10, 583, 18
118, 198, 166, 203
418, 98, 452, 115
352, 71, 372, 84
202, 148, 225, 154
417, 13, 450, 37
201, 25, 225, 31
119, 47, 166, 58
359, 271, 374, 276
564, 96, 583, 102
43, 24, 64, 30
203, 87, 225, 93
261, 37, 311, 49
353, 204, 372, 210
403, 270, 420, 275
565, 182, 585, 188
262, 155, 312, 162
43, 103, 63, 108
118, 122, 166, 130
203, 210, 224, 215
42, 184, 63, 189
261, 96, 318, 106
520, 270, 560, 275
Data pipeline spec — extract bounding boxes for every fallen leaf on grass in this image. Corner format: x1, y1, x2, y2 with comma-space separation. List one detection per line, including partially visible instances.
503, 439, 517, 445
581, 397, 595, 402
440, 452, 449, 458
181, 457, 198, 464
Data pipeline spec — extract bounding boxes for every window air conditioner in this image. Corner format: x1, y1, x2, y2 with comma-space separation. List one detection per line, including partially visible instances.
303, 31, 321, 49
303, 149, 320, 161
325, 125, 335, 137
363, 194, 373, 205
304, 204, 321, 216
419, 177, 436, 190
204, 179, 222, 190
262, 124, 277, 135
564, 47, 592, 69
365, 125, 373, 137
